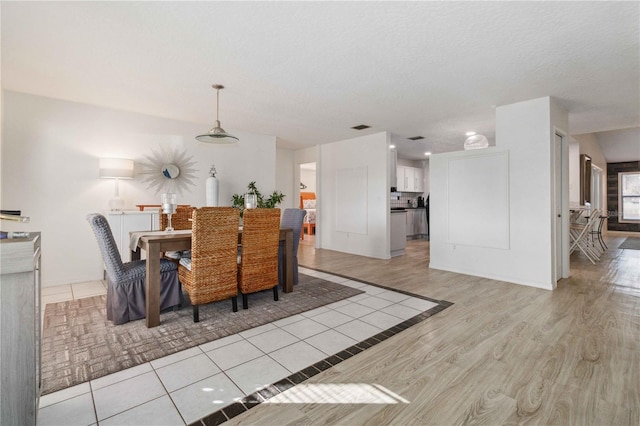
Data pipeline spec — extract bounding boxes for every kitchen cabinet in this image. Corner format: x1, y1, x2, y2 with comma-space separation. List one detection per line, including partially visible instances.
107, 211, 159, 261
405, 208, 428, 239
390, 210, 407, 256
396, 166, 405, 191
1, 233, 42, 425
397, 166, 424, 192
413, 167, 424, 192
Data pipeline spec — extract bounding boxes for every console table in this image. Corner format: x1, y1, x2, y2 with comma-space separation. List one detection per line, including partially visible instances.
0, 232, 42, 425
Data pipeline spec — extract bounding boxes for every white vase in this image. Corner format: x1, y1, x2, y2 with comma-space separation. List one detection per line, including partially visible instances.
205, 176, 219, 206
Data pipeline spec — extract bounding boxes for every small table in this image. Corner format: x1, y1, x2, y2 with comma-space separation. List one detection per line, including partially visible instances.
131, 228, 294, 328
135, 204, 191, 211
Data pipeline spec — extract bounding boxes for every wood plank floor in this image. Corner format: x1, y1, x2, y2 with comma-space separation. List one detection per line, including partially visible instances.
228, 236, 640, 425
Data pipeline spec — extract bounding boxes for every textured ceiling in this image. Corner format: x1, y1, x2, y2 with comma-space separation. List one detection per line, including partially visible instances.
2, 1, 638, 159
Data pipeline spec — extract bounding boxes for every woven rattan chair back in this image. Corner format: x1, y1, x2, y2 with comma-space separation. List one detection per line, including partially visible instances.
177, 207, 240, 321
159, 206, 195, 231
238, 208, 281, 309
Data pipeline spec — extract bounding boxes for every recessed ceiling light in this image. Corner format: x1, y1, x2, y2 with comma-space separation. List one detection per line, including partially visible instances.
424, 152, 432, 156
465, 131, 476, 137
351, 124, 371, 130
389, 144, 396, 149
407, 136, 424, 140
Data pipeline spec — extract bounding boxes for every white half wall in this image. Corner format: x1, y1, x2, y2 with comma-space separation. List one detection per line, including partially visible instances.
1, 91, 281, 286
430, 96, 568, 290
319, 132, 390, 259
276, 147, 295, 209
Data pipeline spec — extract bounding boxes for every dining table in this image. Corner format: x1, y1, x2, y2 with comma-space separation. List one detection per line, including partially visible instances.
130, 227, 294, 328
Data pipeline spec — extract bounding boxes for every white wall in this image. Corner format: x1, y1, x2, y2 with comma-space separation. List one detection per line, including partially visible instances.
573, 133, 607, 170
319, 131, 390, 259
594, 127, 640, 162
276, 147, 295, 209
1, 91, 283, 286
300, 168, 316, 194
430, 97, 568, 290
568, 138, 580, 203
572, 132, 608, 212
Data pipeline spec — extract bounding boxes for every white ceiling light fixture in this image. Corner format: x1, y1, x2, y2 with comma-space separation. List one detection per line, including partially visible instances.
196, 84, 239, 144
389, 144, 396, 149
464, 134, 489, 150
424, 152, 431, 156
465, 131, 476, 137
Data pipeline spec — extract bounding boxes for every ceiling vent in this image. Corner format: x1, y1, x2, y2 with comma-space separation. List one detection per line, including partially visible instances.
408, 136, 425, 140
351, 124, 371, 130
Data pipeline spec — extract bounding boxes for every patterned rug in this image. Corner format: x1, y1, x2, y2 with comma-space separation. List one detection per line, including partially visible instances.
41, 274, 363, 395
619, 237, 640, 250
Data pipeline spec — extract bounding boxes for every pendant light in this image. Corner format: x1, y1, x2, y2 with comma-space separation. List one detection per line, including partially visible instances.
196, 84, 239, 144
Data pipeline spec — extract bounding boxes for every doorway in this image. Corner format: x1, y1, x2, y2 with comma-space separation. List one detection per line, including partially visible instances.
591, 165, 604, 212
299, 162, 317, 241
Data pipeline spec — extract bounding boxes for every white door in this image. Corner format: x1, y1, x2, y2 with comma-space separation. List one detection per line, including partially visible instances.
554, 133, 564, 282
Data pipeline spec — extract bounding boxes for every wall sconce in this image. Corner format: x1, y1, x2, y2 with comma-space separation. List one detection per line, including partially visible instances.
99, 158, 134, 211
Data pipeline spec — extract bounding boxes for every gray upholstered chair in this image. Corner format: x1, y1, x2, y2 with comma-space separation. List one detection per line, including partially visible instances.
278, 208, 307, 287
86, 213, 181, 325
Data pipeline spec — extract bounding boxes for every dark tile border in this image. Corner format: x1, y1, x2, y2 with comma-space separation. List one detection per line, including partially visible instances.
190, 270, 453, 425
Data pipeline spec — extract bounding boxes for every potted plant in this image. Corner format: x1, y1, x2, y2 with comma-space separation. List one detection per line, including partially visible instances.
231, 181, 285, 216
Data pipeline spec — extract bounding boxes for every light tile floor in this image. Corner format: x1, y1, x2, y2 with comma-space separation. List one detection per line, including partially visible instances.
37, 268, 438, 426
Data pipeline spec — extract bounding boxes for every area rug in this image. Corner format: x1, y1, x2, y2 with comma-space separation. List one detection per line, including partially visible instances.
619, 237, 640, 250
41, 274, 363, 395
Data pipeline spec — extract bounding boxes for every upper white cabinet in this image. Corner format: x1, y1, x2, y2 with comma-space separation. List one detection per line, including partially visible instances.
107, 211, 159, 261
397, 166, 406, 190
397, 166, 424, 192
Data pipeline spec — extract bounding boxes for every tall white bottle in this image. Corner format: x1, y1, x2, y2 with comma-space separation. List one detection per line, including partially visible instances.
205, 165, 219, 206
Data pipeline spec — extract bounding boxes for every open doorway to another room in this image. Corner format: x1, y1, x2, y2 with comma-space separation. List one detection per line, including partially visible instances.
591, 164, 604, 212
299, 162, 317, 244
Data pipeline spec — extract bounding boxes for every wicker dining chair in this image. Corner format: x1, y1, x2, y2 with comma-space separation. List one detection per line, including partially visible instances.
178, 207, 240, 322
159, 206, 195, 231
238, 208, 281, 309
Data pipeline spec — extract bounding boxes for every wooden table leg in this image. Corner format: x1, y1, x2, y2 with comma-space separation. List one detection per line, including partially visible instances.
131, 248, 141, 261
145, 241, 161, 328
284, 229, 293, 293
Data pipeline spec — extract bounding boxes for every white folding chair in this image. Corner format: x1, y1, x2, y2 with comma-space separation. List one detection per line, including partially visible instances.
570, 209, 602, 264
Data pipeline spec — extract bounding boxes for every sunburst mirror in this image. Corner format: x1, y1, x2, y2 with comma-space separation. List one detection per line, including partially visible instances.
139, 146, 198, 195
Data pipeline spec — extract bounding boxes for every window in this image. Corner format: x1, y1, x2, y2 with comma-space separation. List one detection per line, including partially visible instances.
619, 172, 640, 222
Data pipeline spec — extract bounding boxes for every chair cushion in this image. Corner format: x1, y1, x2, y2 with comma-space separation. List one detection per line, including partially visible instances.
165, 250, 191, 259
122, 259, 178, 282
179, 257, 192, 271
305, 209, 316, 223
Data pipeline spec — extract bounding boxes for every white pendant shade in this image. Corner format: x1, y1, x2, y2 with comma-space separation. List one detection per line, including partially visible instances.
197, 84, 238, 144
